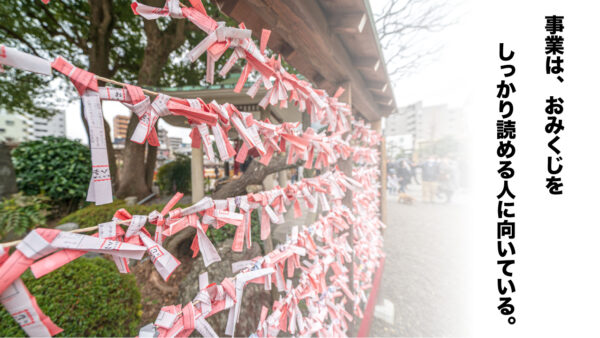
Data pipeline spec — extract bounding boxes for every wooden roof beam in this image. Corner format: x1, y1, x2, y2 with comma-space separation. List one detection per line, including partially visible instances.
373, 94, 393, 106
329, 12, 367, 34
378, 105, 396, 114
353, 57, 380, 72
366, 80, 388, 93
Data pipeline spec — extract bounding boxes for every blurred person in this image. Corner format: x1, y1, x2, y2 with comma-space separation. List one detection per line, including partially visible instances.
386, 161, 396, 194
388, 163, 397, 178
421, 156, 439, 203
388, 173, 398, 194
396, 160, 416, 204
437, 157, 459, 203
410, 159, 421, 184
398, 160, 412, 193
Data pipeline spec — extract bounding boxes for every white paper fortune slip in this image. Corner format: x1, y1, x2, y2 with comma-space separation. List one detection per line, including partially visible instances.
140, 234, 181, 281
0, 45, 51, 75
51, 232, 146, 259
82, 90, 113, 205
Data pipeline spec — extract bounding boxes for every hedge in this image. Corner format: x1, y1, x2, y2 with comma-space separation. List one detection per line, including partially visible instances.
0, 257, 141, 336
157, 156, 191, 195
11, 136, 92, 212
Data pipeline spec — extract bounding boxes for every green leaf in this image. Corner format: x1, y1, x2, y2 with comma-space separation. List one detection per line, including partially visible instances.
11, 136, 91, 212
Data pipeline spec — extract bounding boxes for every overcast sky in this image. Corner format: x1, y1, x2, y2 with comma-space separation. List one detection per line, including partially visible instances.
370, 0, 470, 108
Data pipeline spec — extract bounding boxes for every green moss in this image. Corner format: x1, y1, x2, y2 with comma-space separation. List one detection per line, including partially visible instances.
0, 257, 141, 336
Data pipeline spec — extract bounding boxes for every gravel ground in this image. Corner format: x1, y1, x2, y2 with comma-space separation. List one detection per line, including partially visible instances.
370, 184, 472, 337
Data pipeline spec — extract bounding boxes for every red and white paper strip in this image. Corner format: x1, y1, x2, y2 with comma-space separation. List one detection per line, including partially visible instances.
0, 229, 146, 295
51, 57, 112, 205
140, 233, 181, 282
83, 91, 113, 205
225, 267, 275, 337
123, 85, 160, 147
190, 216, 221, 267
0, 246, 62, 337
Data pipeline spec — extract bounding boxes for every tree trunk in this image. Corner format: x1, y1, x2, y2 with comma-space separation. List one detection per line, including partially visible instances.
145, 143, 158, 189
212, 155, 299, 199
165, 155, 299, 254
88, 0, 113, 77
116, 117, 150, 198
116, 15, 188, 199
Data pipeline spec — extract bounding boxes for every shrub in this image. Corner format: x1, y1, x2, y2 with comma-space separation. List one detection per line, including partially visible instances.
0, 193, 50, 239
11, 136, 92, 212
0, 257, 141, 336
59, 199, 159, 229
157, 155, 191, 195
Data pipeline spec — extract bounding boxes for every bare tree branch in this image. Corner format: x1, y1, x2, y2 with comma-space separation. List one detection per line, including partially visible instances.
375, 0, 453, 80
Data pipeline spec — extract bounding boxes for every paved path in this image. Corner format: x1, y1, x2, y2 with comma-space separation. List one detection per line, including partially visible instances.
371, 184, 471, 337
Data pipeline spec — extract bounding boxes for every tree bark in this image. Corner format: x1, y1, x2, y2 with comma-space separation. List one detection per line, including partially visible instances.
116, 11, 189, 199
164, 155, 298, 254
116, 118, 150, 198
88, 0, 114, 77
212, 155, 299, 199
145, 143, 158, 189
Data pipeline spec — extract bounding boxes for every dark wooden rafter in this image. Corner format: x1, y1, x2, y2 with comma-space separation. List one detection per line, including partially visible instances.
353, 57, 380, 72
329, 12, 367, 34
366, 80, 388, 93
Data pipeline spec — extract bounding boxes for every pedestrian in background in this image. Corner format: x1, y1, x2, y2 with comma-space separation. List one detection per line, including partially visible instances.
437, 157, 459, 203
410, 159, 420, 184
398, 160, 412, 193
421, 156, 439, 203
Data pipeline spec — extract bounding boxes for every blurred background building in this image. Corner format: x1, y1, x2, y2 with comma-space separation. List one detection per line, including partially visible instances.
168, 137, 183, 151
0, 111, 30, 143
113, 114, 129, 143
385, 101, 467, 161
0, 110, 65, 143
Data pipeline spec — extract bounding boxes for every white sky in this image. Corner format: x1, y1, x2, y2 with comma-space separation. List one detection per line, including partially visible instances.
370, 0, 472, 108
